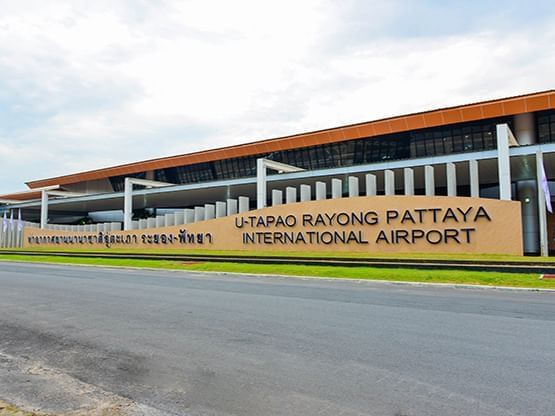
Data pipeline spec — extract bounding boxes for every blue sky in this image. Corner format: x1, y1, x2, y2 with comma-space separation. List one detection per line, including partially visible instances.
0, 0, 554, 194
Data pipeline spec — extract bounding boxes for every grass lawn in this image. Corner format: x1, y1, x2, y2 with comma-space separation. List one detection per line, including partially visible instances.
0, 254, 553, 289
2, 247, 554, 263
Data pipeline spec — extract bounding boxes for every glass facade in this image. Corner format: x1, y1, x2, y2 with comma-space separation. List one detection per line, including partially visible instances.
109, 115, 515, 190
109, 172, 146, 193
537, 110, 555, 143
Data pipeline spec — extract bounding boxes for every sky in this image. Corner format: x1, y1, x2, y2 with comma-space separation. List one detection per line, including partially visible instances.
1, 0, 554, 194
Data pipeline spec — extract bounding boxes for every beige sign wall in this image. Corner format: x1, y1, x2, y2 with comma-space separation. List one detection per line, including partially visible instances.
24, 196, 523, 255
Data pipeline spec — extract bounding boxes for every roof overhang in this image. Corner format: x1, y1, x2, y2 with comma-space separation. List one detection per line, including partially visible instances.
24, 90, 555, 190
0, 185, 60, 202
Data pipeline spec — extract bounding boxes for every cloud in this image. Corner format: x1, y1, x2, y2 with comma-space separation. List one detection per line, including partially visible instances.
0, 0, 554, 193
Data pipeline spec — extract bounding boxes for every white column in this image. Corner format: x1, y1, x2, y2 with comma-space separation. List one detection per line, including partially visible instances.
404, 168, 414, 196
446, 162, 457, 197
215, 201, 226, 218
365, 174, 377, 196
272, 190, 283, 206
156, 216, 165, 228
331, 178, 342, 199
384, 170, 395, 196
184, 209, 195, 224
536, 151, 549, 257
286, 187, 297, 204
238, 196, 249, 213
123, 177, 133, 231
257, 158, 267, 209
300, 185, 311, 202
227, 199, 238, 215
194, 206, 205, 222
174, 211, 185, 225
315, 182, 326, 200
424, 166, 435, 196
6, 221, 12, 247
40, 190, 48, 229
164, 213, 175, 227
348, 177, 359, 197
497, 124, 512, 200
205, 204, 215, 220
469, 160, 480, 198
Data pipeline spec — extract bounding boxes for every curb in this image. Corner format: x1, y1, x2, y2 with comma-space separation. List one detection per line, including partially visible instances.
1, 259, 554, 293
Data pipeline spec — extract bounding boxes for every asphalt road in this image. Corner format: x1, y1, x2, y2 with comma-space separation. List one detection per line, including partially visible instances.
0, 262, 553, 416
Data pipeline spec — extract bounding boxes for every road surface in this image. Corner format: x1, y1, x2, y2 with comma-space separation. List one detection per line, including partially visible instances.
0, 262, 553, 415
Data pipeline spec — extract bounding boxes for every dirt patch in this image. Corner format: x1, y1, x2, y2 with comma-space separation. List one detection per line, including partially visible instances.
0, 400, 134, 416
0, 400, 48, 416
0, 349, 165, 416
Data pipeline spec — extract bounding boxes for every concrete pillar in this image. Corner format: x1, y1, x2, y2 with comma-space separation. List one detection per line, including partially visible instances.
446, 162, 457, 197
514, 113, 536, 145
123, 178, 133, 231
272, 190, 283, 206
164, 213, 175, 227
257, 158, 267, 209
239, 196, 249, 213
300, 184, 311, 202
348, 177, 359, 198
174, 211, 185, 225
384, 170, 395, 196
204, 204, 215, 220
497, 124, 512, 200
404, 168, 414, 196
215, 201, 226, 218
156, 216, 165, 228
40, 190, 48, 229
469, 160, 480, 198
194, 207, 205, 222
227, 199, 238, 215
286, 187, 297, 204
315, 182, 326, 200
331, 179, 342, 199
536, 151, 549, 256
424, 166, 435, 196
365, 174, 377, 196
184, 209, 195, 224
518, 179, 539, 254
147, 218, 156, 229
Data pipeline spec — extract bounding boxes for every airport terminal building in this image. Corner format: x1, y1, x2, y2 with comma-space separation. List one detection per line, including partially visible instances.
1, 90, 554, 255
